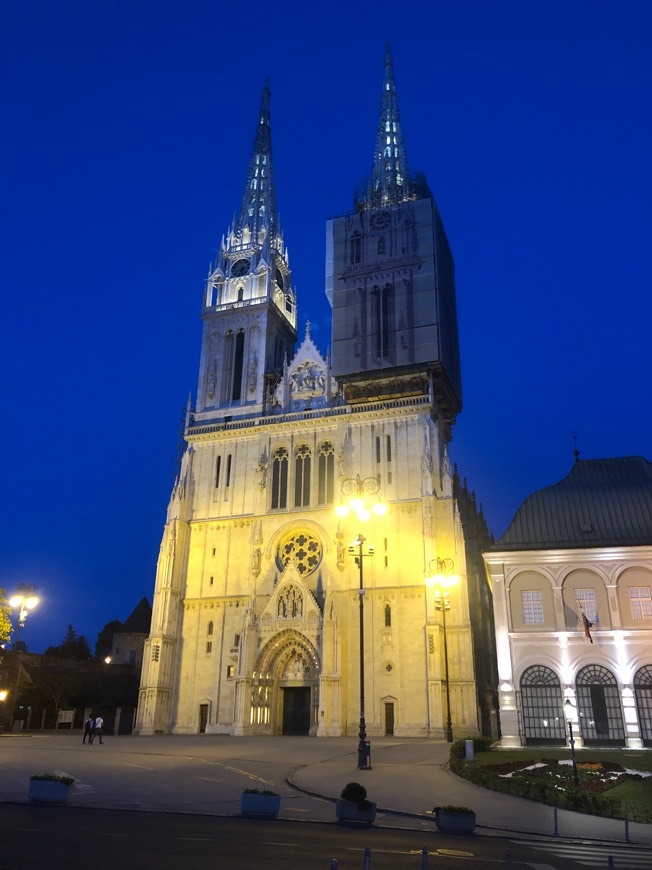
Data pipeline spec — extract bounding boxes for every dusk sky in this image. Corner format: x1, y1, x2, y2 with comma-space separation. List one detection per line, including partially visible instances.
2, 1, 650, 654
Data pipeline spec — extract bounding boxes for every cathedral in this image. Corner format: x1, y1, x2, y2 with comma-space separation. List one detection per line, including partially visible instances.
136, 48, 496, 738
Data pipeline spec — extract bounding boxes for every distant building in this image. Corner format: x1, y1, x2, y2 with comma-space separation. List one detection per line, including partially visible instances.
110, 597, 152, 670
136, 49, 496, 738
485, 456, 652, 747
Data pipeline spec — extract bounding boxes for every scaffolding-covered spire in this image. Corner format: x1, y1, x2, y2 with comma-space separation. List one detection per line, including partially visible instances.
367, 44, 411, 208
237, 80, 278, 240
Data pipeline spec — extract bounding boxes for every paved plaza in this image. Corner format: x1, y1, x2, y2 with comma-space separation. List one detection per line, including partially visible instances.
1, 732, 651, 847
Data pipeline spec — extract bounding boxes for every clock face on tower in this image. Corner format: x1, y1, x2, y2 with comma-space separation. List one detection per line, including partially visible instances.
231, 258, 251, 277
369, 210, 391, 231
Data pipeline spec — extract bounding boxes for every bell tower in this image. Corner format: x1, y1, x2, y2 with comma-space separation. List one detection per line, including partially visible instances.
326, 46, 462, 420
195, 83, 298, 423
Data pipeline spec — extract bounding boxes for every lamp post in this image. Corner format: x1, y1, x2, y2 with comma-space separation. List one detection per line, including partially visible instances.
336, 474, 387, 770
564, 699, 580, 787
9, 584, 39, 648
426, 558, 459, 743
349, 534, 375, 769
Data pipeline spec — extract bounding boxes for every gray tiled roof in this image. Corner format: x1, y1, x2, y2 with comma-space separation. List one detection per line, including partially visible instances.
492, 456, 652, 551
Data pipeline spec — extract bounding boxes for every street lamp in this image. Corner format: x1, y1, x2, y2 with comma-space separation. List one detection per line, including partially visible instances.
349, 534, 375, 769
335, 474, 387, 521
337, 474, 387, 770
8, 584, 39, 648
564, 699, 580, 787
426, 558, 459, 743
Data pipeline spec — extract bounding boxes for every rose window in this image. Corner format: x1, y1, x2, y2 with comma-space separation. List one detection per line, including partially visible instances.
278, 531, 322, 575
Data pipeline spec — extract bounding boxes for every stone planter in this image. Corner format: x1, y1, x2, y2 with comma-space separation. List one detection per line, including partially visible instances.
240, 792, 281, 818
28, 778, 73, 804
335, 799, 377, 824
434, 807, 476, 834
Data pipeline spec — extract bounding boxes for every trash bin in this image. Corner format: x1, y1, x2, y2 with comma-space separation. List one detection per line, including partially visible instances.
465, 739, 474, 761
357, 740, 372, 769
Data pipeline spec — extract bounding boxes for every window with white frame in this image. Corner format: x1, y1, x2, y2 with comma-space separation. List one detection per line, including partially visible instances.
629, 587, 652, 621
521, 590, 544, 624
574, 588, 598, 623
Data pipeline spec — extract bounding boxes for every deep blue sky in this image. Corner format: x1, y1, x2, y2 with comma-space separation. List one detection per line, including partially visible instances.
2, 1, 650, 653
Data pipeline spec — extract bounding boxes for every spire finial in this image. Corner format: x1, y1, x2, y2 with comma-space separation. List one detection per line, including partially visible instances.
305, 320, 311, 338
237, 80, 278, 241
573, 433, 580, 461
364, 43, 411, 208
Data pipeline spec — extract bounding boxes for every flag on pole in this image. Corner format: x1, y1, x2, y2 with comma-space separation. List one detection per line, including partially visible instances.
582, 612, 593, 643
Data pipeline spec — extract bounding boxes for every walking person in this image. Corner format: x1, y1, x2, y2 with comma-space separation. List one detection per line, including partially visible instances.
82, 715, 94, 744
90, 714, 104, 744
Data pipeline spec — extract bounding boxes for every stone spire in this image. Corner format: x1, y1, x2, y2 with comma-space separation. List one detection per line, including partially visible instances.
237, 80, 278, 240
367, 44, 411, 207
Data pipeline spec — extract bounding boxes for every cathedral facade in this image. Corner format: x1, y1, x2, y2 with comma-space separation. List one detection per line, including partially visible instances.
136, 49, 494, 738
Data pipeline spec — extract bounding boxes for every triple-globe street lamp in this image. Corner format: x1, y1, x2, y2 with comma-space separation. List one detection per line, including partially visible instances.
336, 474, 387, 770
426, 558, 459, 743
8, 584, 39, 648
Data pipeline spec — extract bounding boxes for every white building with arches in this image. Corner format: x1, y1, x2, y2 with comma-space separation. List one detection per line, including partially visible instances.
485, 456, 652, 748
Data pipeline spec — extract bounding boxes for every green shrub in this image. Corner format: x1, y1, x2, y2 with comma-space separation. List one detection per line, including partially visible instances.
30, 773, 74, 786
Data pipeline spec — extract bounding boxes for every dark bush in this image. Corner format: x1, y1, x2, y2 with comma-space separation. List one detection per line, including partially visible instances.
340, 782, 369, 808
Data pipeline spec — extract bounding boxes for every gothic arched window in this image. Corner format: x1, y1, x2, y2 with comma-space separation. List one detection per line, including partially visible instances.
294, 444, 311, 507
317, 441, 335, 505
207, 621, 214, 636
350, 231, 362, 265
271, 447, 289, 509
373, 283, 393, 360
384, 604, 392, 627
231, 331, 245, 401
378, 236, 385, 255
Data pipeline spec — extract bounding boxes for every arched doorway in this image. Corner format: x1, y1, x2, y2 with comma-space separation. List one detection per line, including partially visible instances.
519, 665, 565, 745
576, 664, 625, 746
634, 665, 652, 747
251, 629, 320, 736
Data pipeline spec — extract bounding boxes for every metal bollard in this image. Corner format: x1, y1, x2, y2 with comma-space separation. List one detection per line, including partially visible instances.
553, 805, 559, 836
363, 846, 371, 869
329, 861, 337, 869
505, 847, 512, 869
607, 856, 614, 869
421, 845, 428, 869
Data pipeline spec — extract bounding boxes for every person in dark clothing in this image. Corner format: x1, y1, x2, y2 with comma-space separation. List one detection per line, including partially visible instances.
83, 716, 94, 744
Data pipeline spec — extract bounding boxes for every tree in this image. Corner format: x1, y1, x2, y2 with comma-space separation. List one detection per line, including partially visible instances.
44, 625, 91, 660
94, 619, 122, 660
0, 589, 12, 647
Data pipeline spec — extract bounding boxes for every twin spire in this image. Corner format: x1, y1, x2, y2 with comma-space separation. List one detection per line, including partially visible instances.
237, 80, 278, 242
235, 46, 412, 239
367, 44, 412, 208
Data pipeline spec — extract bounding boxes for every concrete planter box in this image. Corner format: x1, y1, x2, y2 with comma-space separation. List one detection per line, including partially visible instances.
434, 807, 476, 834
335, 799, 377, 824
28, 778, 73, 804
240, 792, 281, 818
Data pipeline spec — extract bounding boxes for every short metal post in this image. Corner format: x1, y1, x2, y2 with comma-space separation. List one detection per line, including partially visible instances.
607, 856, 614, 869
625, 812, 630, 843
553, 805, 558, 836
505, 847, 512, 869
329, 861, 337, 869
363, 846, 371, 869
421, 845, 428, 869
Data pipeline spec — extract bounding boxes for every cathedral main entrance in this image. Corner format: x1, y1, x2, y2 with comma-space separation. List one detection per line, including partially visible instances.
282, 686, 311, 735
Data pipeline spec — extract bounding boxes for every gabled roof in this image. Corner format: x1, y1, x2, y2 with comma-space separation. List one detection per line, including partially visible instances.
492, 456, 652, 551
120, 597, 152, 634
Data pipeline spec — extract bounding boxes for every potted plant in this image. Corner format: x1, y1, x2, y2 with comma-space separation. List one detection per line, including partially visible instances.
433, 805, 476, 834
240, 788, 281, 818
28, 773, 75, 804
336, 781, 377, 824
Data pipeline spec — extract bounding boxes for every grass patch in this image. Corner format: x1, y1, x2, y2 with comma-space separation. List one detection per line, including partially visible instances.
450, 742, 652, 822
